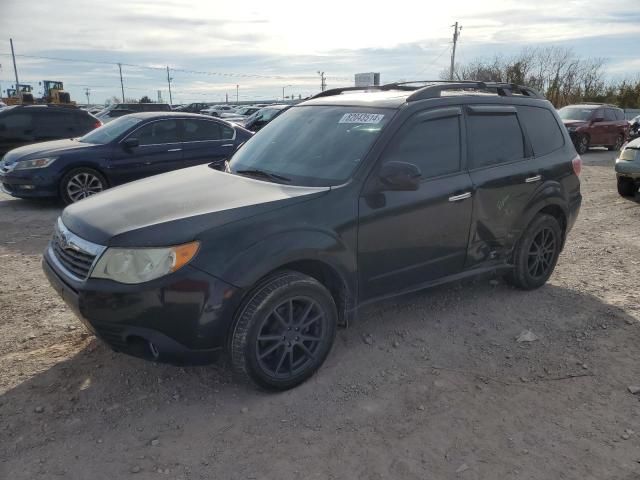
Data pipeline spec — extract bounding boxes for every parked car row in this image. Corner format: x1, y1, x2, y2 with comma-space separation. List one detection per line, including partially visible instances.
0, 112, 252, 203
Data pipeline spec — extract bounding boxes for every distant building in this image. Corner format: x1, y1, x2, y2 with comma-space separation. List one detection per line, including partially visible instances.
355, 72, 381, 87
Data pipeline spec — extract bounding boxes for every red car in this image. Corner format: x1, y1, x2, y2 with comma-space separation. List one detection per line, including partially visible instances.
558, 103, 628, 154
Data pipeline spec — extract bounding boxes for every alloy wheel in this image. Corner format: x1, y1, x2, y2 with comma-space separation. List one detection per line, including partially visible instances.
255, 296, 328, 379
527, 227, 557, 279
66, 172, 104, 202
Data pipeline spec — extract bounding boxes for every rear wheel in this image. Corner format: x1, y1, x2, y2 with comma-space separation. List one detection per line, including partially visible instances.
608, 134, 624, 151
505, 214, 563, 290
575, 134, 589, 155
230, 271, 337, 390
617, 177, 636, 197
60, 167, 107, 204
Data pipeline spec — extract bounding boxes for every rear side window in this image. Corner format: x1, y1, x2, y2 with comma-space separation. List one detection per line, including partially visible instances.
604, 109, 616, 121
383, 114, 461, 178
467, 113, 525, 168
614, 109, 625, 121
517, 106, 564, 156
36, 111, 75, 135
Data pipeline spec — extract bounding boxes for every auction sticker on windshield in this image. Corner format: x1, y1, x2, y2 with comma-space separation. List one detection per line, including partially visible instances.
339, 113, 385, 124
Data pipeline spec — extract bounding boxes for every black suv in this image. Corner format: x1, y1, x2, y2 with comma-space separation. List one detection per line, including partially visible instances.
43, 81, 582, 390
0, 105, 101, 156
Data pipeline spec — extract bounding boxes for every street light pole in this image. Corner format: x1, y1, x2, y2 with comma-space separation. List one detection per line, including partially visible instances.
282, 84, 292, 101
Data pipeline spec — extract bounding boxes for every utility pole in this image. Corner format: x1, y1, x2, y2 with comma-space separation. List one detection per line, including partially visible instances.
84, 87, 90, 106
236, 84, 239, 104
166, 66, 173, 105
449, 22, 462, 81
118, 63, 125, 102
10, 39, 21, 101
318, 71, 326, 92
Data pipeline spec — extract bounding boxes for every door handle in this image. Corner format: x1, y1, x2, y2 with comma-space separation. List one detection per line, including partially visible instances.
525, 175, 542, 183
448, 192, 472, 202
222, 144, 234, 147
167, 148, 182, 152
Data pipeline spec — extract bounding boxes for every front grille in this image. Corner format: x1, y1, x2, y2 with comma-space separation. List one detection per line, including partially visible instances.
50, 218, 105, 280
52, 235, 95, 279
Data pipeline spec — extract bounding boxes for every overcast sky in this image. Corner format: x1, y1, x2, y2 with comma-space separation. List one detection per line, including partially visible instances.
1, 0, 638, 104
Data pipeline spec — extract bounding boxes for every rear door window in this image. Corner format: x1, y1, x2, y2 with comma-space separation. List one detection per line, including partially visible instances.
517, 106, 565, 156
467, 112, 525, 168
182, 119, 222, 141
614, 110, 625, 121
134, 120, 180, 145
604, 109, 616, 121
382, 113, 461, 178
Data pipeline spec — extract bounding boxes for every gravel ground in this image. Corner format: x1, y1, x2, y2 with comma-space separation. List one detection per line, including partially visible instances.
1, 149, 639, 479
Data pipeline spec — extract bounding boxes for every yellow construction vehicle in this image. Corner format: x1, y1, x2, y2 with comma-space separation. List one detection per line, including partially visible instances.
41, 80, 73, 104
2, 84, 35, 105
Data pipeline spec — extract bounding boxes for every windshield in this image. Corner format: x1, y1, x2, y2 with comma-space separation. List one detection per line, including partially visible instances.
78, 115, 144, 144
229, 105, 392, 186
558, 107, 595, 121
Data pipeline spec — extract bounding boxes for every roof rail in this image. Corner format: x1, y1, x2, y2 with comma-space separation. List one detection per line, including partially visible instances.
308, 80, 544, 101
310, 86, 383, 99
406, 81, 543, 101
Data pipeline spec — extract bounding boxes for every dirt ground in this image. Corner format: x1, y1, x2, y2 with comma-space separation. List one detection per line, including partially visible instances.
1, 149, 639, 480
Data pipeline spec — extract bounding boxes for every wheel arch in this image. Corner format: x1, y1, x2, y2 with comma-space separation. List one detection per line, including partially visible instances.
59, 162, 111, 188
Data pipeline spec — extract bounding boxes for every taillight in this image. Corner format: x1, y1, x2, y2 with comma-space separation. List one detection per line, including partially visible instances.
572, 154, 582, 176
94, 120, 103, 129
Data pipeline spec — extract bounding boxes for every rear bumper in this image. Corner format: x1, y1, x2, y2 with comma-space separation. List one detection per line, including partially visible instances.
566, 192, 582, 236
42, 246, 245, 364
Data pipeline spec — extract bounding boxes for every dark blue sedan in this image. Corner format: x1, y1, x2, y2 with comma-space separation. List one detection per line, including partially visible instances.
0, 112, 253, 204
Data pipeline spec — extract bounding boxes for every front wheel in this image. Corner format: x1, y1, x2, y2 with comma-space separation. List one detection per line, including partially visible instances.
60, 167, 107, 205
229, 271, 337, 390
608, 134, 624, 151
617, 177, 636, 196
505, 214, 563, 290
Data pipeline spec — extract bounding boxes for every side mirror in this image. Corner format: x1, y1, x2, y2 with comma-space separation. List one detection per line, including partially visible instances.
378, 161, 422, 191
122, 137, 139, 150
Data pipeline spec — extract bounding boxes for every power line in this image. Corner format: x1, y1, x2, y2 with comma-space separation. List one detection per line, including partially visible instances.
0, 52, 350, 81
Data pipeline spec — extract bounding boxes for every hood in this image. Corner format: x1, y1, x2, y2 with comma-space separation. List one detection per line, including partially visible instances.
1, 139, 96, 164
562, 120, 587, 128
624, 137, 640, 149
61, 164, 329, 246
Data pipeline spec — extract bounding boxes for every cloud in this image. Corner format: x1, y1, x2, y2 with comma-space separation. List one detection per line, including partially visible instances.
1, 0, 639, 102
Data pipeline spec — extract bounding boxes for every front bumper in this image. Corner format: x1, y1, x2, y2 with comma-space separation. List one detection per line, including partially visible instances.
0, 170, 59, 198
43, 245, 244, 364
615, 158, 640, 180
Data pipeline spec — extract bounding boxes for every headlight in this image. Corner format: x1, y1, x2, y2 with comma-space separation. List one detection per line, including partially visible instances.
91, 241, 199, 284
13, 157, 57, 170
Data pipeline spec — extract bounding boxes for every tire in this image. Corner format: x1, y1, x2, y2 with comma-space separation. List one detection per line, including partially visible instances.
607, 134, 624, 151
504, 214, 563, 290
229, 270, 337, 390
575, 134, 589, 155
617, 177, 636, 197
60, 167, 107, 205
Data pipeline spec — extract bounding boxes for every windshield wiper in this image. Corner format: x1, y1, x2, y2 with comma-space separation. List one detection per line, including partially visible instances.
235, 169, 291, 183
